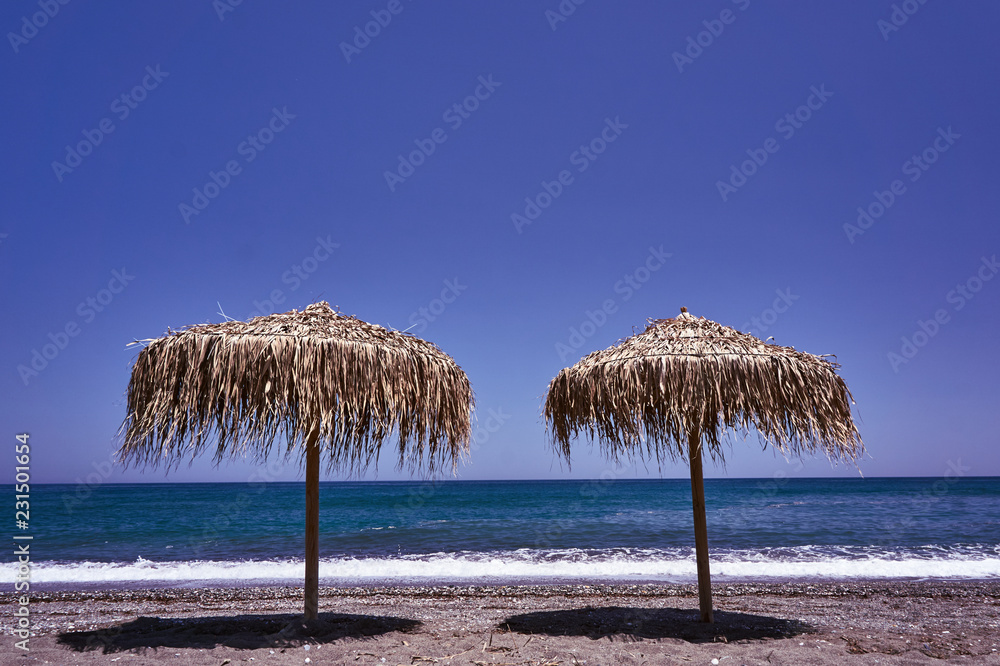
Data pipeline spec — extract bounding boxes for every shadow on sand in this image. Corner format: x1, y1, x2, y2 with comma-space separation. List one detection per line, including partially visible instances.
501, 606, 811, 643
57, 612, 421, 653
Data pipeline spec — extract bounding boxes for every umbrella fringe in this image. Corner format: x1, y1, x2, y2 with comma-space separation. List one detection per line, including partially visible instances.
117, 303, 473, 475
544, 313, 863, 465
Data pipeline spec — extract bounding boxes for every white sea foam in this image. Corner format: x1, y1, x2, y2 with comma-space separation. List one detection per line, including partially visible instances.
10, 547, 1000, 586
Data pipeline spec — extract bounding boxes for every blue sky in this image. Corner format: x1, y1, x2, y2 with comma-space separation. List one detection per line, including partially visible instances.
2, 1, 998, 485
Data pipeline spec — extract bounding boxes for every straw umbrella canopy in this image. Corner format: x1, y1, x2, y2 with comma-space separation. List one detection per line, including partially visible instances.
118, 301, 473, 619
544, 307, 862, 623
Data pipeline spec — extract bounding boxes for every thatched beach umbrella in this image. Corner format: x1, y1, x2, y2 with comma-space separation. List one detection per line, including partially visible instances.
118, 301, 472, 619
544, 307, 861, 623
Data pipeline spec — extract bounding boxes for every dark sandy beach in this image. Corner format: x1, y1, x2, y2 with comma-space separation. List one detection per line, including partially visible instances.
4, 581, 1000, 664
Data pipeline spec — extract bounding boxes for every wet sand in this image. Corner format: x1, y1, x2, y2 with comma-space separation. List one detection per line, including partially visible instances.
4, 581, 1000, 664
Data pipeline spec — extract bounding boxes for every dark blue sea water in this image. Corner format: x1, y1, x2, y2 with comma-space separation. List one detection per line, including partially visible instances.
9, 478, 1000, 588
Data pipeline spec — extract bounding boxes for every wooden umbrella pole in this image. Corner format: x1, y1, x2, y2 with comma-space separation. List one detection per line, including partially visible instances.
688, 425, 714, 623
304, 425, 321, 620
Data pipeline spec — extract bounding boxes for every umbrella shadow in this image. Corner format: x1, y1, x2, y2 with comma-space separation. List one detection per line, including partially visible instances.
501, 606, 811, 643
57, 612, 421, 654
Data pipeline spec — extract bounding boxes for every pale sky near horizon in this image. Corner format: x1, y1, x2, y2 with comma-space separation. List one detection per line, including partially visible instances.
2, 2, 998, 485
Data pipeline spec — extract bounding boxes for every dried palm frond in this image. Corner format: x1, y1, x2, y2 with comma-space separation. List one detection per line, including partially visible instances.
118, 301, 473, 474
544, 309, 862, 466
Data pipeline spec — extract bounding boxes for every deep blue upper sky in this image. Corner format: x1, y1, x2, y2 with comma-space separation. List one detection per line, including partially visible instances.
3, 2, 998, 484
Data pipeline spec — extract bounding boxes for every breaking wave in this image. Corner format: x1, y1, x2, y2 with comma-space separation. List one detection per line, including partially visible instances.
14, 545, 1000, 587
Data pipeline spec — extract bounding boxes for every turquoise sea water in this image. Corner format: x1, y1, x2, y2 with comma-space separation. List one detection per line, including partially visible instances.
9, 478, 1000, 588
